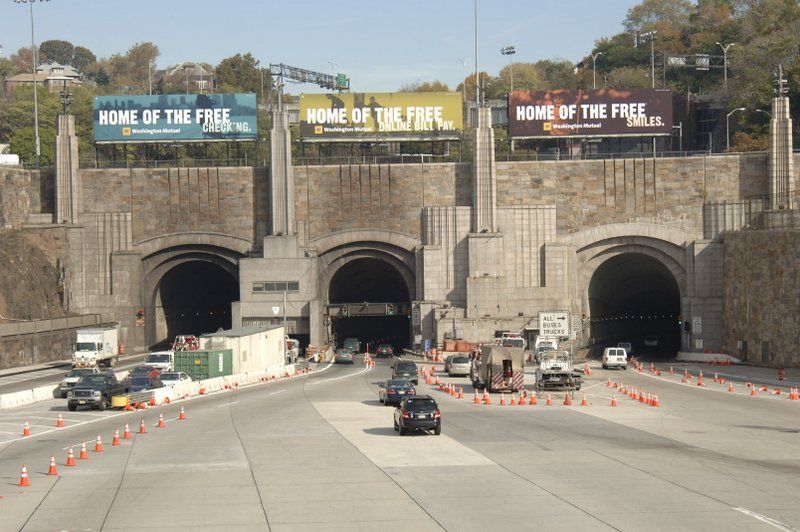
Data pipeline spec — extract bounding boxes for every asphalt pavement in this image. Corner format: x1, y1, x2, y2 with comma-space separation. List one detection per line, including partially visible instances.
0, 356, 799, 531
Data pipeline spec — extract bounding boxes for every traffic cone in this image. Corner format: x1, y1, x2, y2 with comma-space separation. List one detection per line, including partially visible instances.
138, 418, 147, 434
56, 414, 64, 428
518, 392, 527, 406
473, 390, 480, 404
157, 413, 166, 428
580, 393, 588, 407
79, 442, 88, 460
112, 429, 120, 446
697, 376, 705, 386
713, 373, 719, 383
66, 448, 76, 467
149, 397, 156, 407
18, 465, 30, 487
651, 395, 661, 407
199, 387, 206, 395
457, 387, 464, 400
500, 394, 506, 406
728, 382, 735, 393
563, 393, 572, 406
772, 388, 781, 395
483, 389, 491, 405
510, 393, 518, 406
123, 423, 132, 439
48, 455, 58, 476
669, 366, 674, 375
607, 378, 612, 388
610, 394, 618, 407
22, 421, 31, 437
94, 434, 104, 452
760, 385, 769, 392
179, 406, 187, 420
529, 393, 538, 406
585, 362, 592, 376
546, 393, 552, 406
750, 387, 758, 397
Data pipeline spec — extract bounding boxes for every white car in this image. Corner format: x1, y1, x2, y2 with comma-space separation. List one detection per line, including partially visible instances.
447, 355, 472, 377
602, 347, 628, 370
158, 371, 192, 386
143, 351, 174, 372
644, 335, 659, 347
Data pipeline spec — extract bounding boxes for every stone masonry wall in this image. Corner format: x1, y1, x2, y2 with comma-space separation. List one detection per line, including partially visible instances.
722, 230, 800, 367
0, 167, 54, 228
0, 328, 76, 370
294, 163, 472, 242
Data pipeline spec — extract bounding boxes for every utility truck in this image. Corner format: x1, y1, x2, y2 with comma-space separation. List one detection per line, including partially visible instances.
535, 349, 582, 391
72, 326, 119, 368
471, 345, 525, 392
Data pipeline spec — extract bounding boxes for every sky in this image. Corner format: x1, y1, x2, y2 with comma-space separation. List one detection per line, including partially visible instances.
0, 0, 636, 92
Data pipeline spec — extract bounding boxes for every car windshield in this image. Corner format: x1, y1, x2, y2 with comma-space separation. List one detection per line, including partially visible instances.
387, 379, 410, 388
396, 363, 416, 372
146, 354, 170, 363
67, 369, 95, 378
378, 344, 392, 350
452, 356, 470, 364
78, 375, 107, 386
130, 377, 150, 386
405, 398, 437, 411
160, 372, 179, 380
76, 342, 98, 351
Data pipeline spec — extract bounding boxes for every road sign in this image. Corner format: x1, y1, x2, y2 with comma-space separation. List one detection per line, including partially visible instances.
538, 310, 570, 337
272, 306, 280, 315
570, 316, 581, 340
692, 316, 703, 335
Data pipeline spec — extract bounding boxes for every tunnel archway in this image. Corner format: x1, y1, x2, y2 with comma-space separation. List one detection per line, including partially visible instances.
153, 261, 239, 349
328, 257, 411, 350
588, 253, 681, 358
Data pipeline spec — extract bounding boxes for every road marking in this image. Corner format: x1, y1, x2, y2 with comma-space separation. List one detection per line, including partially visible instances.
306, 365, 372, 386
733, 507, 800, 531
267, 390, 286, 396
217, 401, 239, 408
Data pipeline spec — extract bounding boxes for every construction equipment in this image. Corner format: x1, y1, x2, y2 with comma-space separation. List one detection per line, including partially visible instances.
535, 350, 582, 391
471, 346, 525, 393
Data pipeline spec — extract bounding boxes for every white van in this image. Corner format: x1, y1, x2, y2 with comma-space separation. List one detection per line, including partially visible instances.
602, 347, 628, 370
143, 351, 174, 372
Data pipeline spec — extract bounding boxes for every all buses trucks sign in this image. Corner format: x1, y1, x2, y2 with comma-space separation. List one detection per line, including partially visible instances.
508, 89, 672, 138
93, 93, 257, 143
538, 310, 570, 338
299, 92, 463, 142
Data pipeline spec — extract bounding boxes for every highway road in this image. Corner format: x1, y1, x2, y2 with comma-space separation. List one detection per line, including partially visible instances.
1, 356, 799, 531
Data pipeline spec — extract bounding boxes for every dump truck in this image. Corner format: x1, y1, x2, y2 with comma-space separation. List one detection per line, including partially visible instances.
72, 326, 119, 368
470, 345, 525, 392
535, 350, 582, 390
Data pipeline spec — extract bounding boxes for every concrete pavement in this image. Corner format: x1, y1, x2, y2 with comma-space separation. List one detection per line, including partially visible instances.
0, 356, 798, 530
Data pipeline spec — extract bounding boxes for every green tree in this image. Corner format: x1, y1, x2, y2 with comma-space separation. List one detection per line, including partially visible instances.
39, 40, 74, 65
71, 46, 97, 72
10, 47, 34, 74
0, 85, 61, 164
456, 72, 493, 103
215, 53, 262, 93
398, 80, 450, 92
106, 42, 159, 93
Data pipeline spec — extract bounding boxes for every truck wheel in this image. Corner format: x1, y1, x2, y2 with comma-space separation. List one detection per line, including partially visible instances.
68, 403, 77, 411
602, 364, 607, 369
97, 399, 106, 411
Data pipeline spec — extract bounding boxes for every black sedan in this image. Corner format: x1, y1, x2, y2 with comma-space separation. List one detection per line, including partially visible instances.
394, 396, 441, 436
375, 343, 394, 358
379, 379, 415, 405
334, 349, 355, 364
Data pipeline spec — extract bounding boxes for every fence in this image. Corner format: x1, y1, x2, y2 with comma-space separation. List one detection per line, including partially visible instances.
0, 314, 110, 338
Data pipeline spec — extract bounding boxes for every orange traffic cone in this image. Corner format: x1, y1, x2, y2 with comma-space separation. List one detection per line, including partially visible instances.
606, 378, 612, 388
473, 390, 480, 404
56, 414, 64, 428
529, 393, 538, 406
610, 394, 618, 407
760, 385, 769, 392
727, 381, 735, 393
669, 366, 674, 375
651, 395, 661, 407
157, 413, 166, 428
563, 393, 572, 406
112, 429, 120, 446
500, 394, 507, 406
179, 406, 187, 420
66, 448, 76, 467
138, 418, 147, 434
123, 423, 132, 439
94, 434, 104, 452
580, 394, 588, 407
546, 393, 553, 406
457, 387, 464, 400
510, 393, 518, 406
149, 397, 157, 407
199, 387, 206, 395
750, 387, 758, 397
518, 392, 527, 406
18, 465, 30, 487
772, 388, 781, 395
48, 455, 58, 476
696, 377, 705, 387
22, 421, 31, 437
79, 442, 88, 460
483, 390, 491, 405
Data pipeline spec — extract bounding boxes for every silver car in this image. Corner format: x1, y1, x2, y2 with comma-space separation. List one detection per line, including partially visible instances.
448, 355, 472, 377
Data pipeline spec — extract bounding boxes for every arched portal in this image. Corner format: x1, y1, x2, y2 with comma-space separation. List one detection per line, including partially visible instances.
328, 257, 411, 350
587, 253, 681, 358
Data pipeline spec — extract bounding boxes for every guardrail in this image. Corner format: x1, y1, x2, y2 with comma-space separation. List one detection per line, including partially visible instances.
0, 314, 112, 338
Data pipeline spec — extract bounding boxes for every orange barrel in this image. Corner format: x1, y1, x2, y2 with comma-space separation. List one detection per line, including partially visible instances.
118, 343, 126, 355
444, 340, 456, 352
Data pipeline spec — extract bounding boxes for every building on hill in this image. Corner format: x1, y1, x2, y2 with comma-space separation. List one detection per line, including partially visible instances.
157, 62, 214, 94
4, 61, 83, 93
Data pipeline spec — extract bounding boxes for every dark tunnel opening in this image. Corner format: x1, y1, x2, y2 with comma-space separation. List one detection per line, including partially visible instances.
588, 253, 681, 359
156, 261, 239, 348
329, 258, 410, 351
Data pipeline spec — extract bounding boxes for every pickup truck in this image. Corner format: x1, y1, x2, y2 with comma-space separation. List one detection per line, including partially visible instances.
58, 367, 101, 398
67, 373, 129, 411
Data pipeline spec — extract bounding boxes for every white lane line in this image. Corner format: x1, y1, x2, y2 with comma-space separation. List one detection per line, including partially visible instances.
267, 390, 286, 396
217, 401, 239, 408
306, 365, 372, 386
733, 507, 800, 531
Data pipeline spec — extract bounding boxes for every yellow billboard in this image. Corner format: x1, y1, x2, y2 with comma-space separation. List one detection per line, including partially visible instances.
299, 92, 463, 142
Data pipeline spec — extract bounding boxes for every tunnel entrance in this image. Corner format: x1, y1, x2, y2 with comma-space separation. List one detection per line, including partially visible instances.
328, 257, 410, 351
154, 261, 239, 349
588, 253, 680, 359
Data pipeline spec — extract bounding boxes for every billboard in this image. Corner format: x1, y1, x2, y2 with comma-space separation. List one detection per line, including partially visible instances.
299, 92, 463, 142
93, 93, 257, 143
508, 89, 672, 138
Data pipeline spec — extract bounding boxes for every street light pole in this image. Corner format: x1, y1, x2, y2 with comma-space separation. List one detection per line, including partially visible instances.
500, 46, 516, 91
457, 57, 470, 102
474, 0, 479, 107
15, 0, 48, 167
716, 42, 735, 96
726, 107, 746, 151
589, 51, 603, 90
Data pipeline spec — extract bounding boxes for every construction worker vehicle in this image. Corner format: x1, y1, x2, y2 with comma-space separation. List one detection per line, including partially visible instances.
471, 346, 525, 392
535, 350, 582, 390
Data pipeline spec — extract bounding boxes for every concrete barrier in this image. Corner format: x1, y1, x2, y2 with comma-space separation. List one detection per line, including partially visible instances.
677, 352, 742, 364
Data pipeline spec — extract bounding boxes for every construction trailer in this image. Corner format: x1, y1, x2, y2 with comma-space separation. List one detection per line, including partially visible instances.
471, 345, 526, 392
199, 325, 285, 373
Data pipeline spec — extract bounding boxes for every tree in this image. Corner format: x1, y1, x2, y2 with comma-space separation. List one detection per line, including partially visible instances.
456, 72, 492, 103
0, 85, 61, 164
71, 46, 97, 72
0, 58, 13, 83
604, 66, 651, 89
398, 80, 450, 92
215, 53, 261, 93
39, 40, 74, 65
106, 42, 159, 93
10, 47, 34, 74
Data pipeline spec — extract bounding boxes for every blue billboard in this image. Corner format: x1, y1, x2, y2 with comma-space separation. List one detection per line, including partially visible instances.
93, 93, 257, 143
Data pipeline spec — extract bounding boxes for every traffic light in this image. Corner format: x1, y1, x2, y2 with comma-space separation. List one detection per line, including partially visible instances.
135, 308, 144, 320
677, 314, 683, 326
683, 321, 690, 333
341, 305, 349, 318
385, 303, 396, 316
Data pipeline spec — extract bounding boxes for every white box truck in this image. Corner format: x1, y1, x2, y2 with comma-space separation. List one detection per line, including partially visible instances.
72, 325, 119, 368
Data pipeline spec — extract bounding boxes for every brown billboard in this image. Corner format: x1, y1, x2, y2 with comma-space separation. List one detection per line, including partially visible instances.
508, 89, 673, 138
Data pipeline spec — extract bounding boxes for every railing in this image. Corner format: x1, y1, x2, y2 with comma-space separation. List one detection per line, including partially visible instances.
79, 157, 252, 169
0, 313, 111, 338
